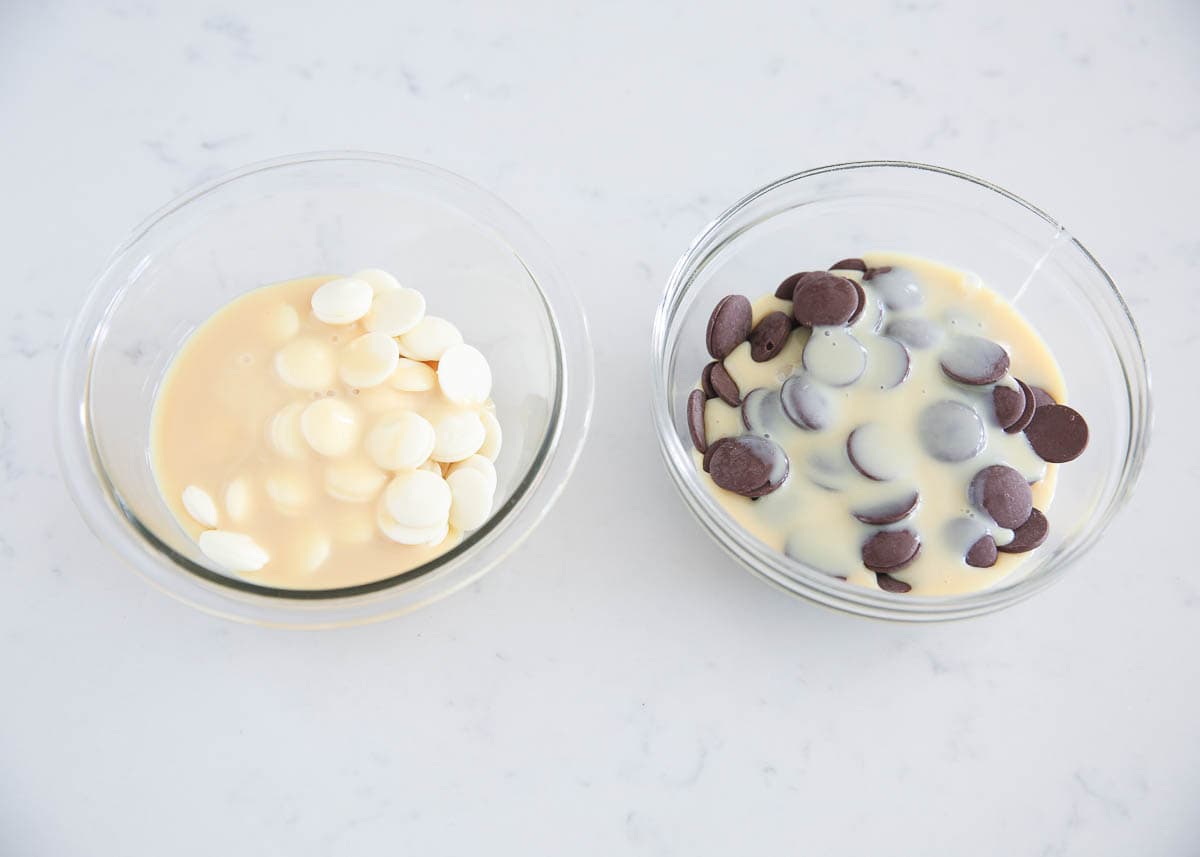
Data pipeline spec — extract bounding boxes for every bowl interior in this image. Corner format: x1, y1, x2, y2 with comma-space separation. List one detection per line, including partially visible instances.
85, 156, 561, 596
657, 163, 1148, 619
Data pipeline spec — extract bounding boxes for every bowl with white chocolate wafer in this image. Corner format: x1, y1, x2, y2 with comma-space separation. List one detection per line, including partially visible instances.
652, 161, 1150, 621
57, 152, 593, 627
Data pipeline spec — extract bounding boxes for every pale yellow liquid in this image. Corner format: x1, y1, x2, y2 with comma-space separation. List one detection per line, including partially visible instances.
152, 276, 486, 590
696, 253, 1065, 596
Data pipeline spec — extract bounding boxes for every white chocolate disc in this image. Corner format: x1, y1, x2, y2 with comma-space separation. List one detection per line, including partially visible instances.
311, 277, 373, 325
383, 470, 451, 529
365, 411, 436, 471
449, 454, 497, 495
266, 471, 312, 515
181, 485, 218, 528
323, 459, 387, 503
268, 401, 308, 459
339, 332, 400, 389
274, 338, 335, 390
432, 411, 485, 462
300, 398, 360, 457
224, 478, 252, 524
364, 287, 426, 337
447, 467, 494, 531
267, 304, 301, 342
389, 358, 437, 392
198, 530, 269, 573
375, 498, 449, 546
437, 344, 492, 405
397, 316, 463, 361
296, 532, 331, 573
352, 268, 401, 295
479, 409, 502, 460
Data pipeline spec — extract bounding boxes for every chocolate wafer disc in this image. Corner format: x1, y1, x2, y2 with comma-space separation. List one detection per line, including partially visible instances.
749, 311, 792, 362
1024, 404, 1089, 463
876, 572, 912, 593
829, 258, 867, 273
686, 389, 707, 453
993, 384, 1026, 430
997, 508, 1049, 553
940, 335, 1010, 385
1006, 378, 1037, 434
708, 435, 787, 497
780, 374, 832, 431
965, 535, 998, 568
862, 528, 920, 572
792, 273, 860, 327
852, 490, 919, 525
706, 295, 753, 360
700, 361, 718, 399
709, 361, 742, 407
969, 465, 1033, 529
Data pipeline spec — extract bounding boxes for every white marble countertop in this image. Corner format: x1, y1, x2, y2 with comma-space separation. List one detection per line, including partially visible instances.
2, 1, 1197, 854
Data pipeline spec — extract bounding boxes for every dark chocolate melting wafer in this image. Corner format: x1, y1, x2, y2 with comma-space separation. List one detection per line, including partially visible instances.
700, 361, 718, 399
965, 535, 998, 568
852, 491, 919, 525
709, 361, 742, 407
1030, 386, 1056, 407
918, 400, 984, 463
993, 384, 1026, 430
862, 529, 921, 572
847, 280, 866, 325
706, 295, 753, 360
864, 266, 893, 280
876, 573, 912, 593
1006, 378, 1037, 434
774, 272, 809, 300
884, 317, 943, 350
702, 436, 733, 473
1024, 404, 1089, 463
940, 335, 1011, 385
997, 508, 1049, 553
829, 258, 868, 273
686, 389, 707, 453
708, 435, 787, 498
749, 311, 792, 362
969, 465, 1033, 529
792, 273, 860, 327
780, 374, 832, 431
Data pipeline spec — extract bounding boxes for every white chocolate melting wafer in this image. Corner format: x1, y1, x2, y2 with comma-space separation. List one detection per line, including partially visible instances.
198, 530, 269, 573
397, 316, 462, 361
375, 498, 449, 546
479, 410, 502, 460
389, 358, 437, 392
383, 470, 451, 529
224, 478, 252, 523
274, 338, 335, 390
300, 398, 360, 457
297, 532, 332, 573
268, 402, 308, 459
323, 459, 387, 503
266, 471, 312, 515
311, 277, 373, 325
182, 485, 218, 528
449, 454, 497, 495
267, 304, 301, 342
447, 468, 493, 531
437, 344, 492, 405
366, 411, 436, 471
432, 411, 485, 463
339, 332, 400, 389
364, 287, 426, 337
353, 268, 401, 295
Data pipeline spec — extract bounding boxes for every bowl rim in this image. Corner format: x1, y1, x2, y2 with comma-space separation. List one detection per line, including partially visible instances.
651, 159, 1152, 622
56, 149, 596, 626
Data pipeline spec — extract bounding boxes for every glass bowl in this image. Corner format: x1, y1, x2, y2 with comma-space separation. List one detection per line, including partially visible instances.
651, 161, 1150, 622
56, 151, 594, 628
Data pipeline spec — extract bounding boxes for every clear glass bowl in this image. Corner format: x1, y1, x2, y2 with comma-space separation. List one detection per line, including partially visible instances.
651, 161, 1151, 622
57, 151, 594, 628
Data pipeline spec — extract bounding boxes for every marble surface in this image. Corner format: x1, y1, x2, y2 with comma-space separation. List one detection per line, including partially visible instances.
1, 1, 1197, 854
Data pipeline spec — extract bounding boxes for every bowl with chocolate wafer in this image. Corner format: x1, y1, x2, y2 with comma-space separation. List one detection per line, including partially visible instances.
652, 161, 1150, 621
